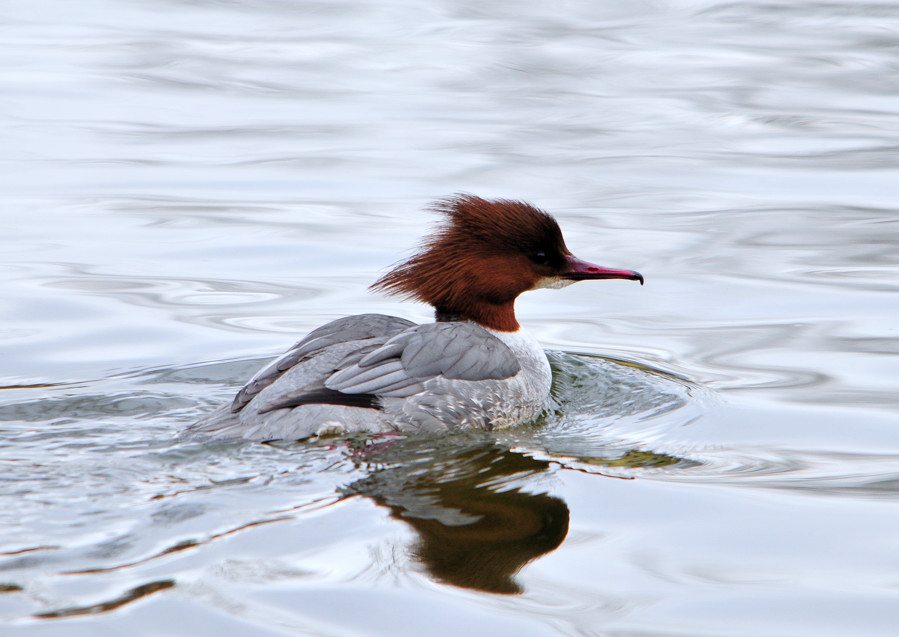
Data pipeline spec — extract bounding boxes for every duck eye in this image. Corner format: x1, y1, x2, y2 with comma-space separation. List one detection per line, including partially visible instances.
530, 251, 550, 266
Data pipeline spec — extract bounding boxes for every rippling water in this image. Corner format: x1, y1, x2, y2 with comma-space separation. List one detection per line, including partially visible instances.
2, 1, 899, 635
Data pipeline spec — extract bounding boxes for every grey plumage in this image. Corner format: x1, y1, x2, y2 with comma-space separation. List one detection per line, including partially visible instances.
229, 314, 415, 412
327, 322, 521, 396
184, 314, 543, 442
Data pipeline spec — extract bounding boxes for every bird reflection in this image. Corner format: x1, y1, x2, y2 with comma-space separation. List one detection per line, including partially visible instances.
342, 439, 569, 594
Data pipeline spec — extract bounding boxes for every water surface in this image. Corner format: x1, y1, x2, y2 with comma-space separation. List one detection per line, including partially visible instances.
2, 1, 899, 635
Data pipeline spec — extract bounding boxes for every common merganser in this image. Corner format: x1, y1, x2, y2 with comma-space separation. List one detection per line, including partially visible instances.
186, 195, 643, 441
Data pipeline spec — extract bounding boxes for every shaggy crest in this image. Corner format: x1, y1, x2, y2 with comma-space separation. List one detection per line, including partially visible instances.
371, 195, 572, 331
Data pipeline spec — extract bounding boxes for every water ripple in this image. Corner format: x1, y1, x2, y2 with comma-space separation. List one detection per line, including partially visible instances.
34, 579, 175, 619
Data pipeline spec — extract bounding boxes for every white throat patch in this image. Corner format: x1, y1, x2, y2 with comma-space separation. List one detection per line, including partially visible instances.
533, 276, 576, 290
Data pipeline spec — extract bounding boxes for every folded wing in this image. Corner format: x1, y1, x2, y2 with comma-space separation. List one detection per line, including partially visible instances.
257, 321, 521, 413
230, 313, 416, 412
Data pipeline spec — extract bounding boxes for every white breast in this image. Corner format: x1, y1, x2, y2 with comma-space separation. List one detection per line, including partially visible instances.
489, 327, 553, 404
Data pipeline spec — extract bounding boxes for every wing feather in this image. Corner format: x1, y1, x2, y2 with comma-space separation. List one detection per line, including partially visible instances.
320, 322, 520, 399
229, 314, 415, 412
234, 320, 521, 416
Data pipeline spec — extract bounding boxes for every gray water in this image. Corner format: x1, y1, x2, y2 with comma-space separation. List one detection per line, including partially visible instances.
2, 1, 899, 635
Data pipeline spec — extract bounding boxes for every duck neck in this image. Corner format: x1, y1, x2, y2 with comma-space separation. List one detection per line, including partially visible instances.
434, 300, 520, 332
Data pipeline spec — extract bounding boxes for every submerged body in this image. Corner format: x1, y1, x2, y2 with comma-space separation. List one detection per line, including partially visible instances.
186, 196, 642, 442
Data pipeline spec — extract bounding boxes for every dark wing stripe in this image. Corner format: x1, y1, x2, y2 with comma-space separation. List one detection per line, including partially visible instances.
259, 387, 381, 413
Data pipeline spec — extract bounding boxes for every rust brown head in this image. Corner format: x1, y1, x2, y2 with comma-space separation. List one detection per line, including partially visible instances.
371, 195, 643, 331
